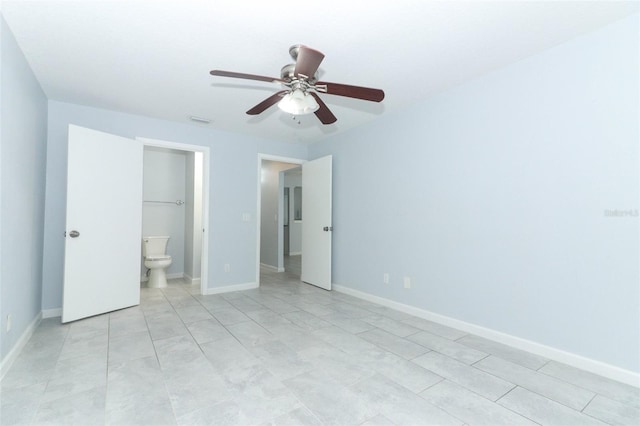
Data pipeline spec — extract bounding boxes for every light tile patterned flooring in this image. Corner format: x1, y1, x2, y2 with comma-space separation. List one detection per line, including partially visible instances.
284, 254, 301, 277
1, 265, 639, 425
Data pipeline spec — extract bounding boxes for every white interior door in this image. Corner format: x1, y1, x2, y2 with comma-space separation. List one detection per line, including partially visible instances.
62, 125, 143, 323
301, 155, 332, 290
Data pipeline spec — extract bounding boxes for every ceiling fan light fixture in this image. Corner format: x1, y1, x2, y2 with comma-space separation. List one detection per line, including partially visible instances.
277, 89, 319, 115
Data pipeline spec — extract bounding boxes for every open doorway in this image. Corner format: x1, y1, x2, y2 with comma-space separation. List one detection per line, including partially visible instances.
282, 167, 302, 276
138, 138, 209, 295
256, 155, 305, 284
256, 154, 333, 290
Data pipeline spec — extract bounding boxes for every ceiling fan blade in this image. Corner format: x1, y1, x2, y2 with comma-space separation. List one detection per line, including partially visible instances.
316, 81, 385, 102
294, 46, 325, 79
246, 91, 287, 115
210, 70, 283, 83
310, 93, 337, 124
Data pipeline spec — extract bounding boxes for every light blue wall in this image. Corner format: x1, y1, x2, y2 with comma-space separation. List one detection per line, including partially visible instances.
42, 101, 307, 310
310, 15, 639, 372
0, 17, 48, 360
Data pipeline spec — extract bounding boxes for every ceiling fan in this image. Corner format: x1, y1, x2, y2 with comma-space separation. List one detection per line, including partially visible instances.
209, 44, 385, 125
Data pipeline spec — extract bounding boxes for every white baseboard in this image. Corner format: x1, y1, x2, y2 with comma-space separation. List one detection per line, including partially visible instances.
261, 263, 285, 272
287, 252, 302, 256
0, 312, 42, 380
260, 263, 280, 272
140, 272, 184, 282
333, 284, 640, 388
183, 274, 201, 286
42, 308, 62, 318
167, 273, 184, 280
204, 282, 258, 295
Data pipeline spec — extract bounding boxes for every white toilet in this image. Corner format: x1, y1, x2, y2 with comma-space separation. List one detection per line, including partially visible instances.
142, 236, 172, 288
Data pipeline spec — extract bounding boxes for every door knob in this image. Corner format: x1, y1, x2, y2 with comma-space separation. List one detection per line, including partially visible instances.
69, 230, 80, 238
323, 226, 333, 232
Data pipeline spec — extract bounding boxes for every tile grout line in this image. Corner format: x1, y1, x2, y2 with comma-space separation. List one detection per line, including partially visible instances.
159, 282, 190, 424
532, 361, 630, 410
494, 385, 544, 426
103, 313, 113, 425
581, 392, 598, 413
470, 353, 618, 414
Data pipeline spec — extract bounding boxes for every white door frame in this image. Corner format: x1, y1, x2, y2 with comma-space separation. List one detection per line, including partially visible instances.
256, 154, 305, 285
138, 137, 210, 295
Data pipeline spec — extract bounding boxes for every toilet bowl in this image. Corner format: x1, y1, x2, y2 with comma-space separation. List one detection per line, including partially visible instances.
142, 236, 172, 288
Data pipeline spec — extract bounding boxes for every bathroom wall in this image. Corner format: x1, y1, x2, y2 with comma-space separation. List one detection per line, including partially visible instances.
141, 147, 186, 278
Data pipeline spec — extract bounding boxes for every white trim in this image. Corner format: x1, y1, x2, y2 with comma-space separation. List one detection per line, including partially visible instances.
333, 284, 640, 388
287, 252, 302, 256
183, 274, 201, 286
256, 154, 306, 288
0, 313, 42, 380
42, 308, 62, 318
139, 272, 184, 282
204, 282, 258, 295
260, 263, 284, 272
136, 137, 210, 298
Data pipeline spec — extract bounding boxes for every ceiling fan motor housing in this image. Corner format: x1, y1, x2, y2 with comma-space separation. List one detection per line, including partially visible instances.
288, 44, 301, 60
281, 64, 319, 84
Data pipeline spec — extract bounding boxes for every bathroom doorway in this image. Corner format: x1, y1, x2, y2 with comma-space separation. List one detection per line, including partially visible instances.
139, 138, 209, 294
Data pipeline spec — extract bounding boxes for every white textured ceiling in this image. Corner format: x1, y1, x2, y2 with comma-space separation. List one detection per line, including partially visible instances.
2, 0, 638, 144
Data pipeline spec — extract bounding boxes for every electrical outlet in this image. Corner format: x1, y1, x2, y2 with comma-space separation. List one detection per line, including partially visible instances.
224, 263, 230, 273
383, 273, 389, 284
6, 314, 12, 332
404, 277, 411, 289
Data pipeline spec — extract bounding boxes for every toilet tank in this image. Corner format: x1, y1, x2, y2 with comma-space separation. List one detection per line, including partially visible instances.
142, 236, 170, 257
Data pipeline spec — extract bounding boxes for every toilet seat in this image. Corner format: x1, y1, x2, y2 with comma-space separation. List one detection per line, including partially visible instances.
145, 255, 171, 261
